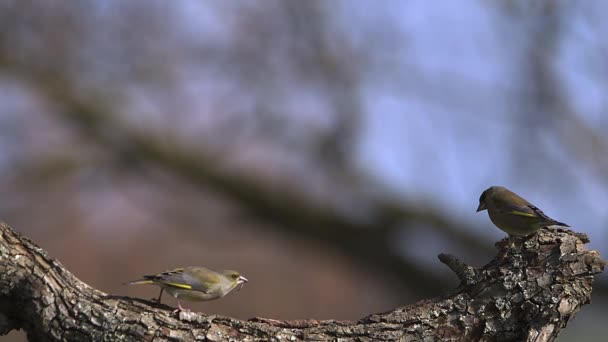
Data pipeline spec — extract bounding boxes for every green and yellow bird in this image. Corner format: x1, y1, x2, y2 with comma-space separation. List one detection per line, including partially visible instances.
128, 266, 248, 312
477, 186, 569, 244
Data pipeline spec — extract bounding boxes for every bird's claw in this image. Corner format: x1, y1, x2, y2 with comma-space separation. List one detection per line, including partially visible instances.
172, 302, 190, 315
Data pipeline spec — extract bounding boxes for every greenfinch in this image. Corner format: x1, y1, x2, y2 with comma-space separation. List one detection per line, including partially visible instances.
477, 186, 569, 242
128, 266, 248, 312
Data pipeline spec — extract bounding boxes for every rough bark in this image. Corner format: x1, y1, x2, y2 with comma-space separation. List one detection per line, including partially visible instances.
0, 221, 604, 341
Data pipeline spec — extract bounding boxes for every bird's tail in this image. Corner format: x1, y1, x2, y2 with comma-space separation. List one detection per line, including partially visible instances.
125, 279, 155, 286
549, 219, 569, 227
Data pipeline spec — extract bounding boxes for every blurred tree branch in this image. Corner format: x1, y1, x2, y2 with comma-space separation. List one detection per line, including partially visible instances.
509, 0, 608, 192
11, 68, 499, 297
0, 0, 498, 295
531, 2, 608, 188
284, 2, 363, 175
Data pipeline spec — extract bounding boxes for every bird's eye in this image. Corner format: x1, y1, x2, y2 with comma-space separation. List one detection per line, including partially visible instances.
231, 273, 239, 279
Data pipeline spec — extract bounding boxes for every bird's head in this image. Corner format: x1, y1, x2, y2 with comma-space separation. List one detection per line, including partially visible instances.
221, 270, 248, 291
477, 186, 504, 212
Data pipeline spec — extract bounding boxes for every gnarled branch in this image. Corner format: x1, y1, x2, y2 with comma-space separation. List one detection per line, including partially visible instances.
0, 221, 604, 341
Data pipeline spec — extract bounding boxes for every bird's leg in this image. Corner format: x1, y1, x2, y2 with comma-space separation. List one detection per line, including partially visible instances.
179, 301, 189, 311
172, 301, 181, 315
171, 300, 191, 315
497, 235, 514, 259
156, 288, 164, 303
510, 235, 524, 254
522, 232, 537, 244
498, 235, 519, 260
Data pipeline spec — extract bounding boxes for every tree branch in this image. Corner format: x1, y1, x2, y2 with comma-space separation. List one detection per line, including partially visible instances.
0, 221, 604, 341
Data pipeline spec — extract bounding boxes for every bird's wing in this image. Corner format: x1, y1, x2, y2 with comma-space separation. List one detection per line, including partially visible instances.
147, 268, 219, 293
492, 194, 541, 218
493, 195, 564, 223
508, 204, 569, 226
510, 204, 547, 219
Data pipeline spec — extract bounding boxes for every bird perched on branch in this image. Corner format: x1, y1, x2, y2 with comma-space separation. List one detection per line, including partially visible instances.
128, 266, 248, 312
477, 186, 569, 247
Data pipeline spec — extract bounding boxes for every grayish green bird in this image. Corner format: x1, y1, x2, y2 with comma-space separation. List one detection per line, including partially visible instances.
128, 266, 248, 312
477, 186, 569, 243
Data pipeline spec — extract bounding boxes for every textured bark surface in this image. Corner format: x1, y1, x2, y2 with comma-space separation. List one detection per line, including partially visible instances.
0, 221, 604, 342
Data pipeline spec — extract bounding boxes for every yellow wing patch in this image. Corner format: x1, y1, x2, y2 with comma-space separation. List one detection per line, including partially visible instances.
509, 211, 537, 218
164, 282, 193, 289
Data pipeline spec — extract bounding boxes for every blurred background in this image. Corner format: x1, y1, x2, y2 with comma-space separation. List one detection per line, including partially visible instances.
0, 1, 606, 341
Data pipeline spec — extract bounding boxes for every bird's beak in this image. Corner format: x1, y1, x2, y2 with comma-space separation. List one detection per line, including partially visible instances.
476, 202, 486, 212
236, 276, 248, 291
